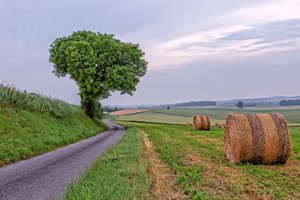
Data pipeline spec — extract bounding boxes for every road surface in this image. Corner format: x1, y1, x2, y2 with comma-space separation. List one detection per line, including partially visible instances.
0, 120, 125, 200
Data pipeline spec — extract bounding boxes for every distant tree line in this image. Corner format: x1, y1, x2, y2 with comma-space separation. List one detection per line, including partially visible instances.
173, 101, 217, 107
279, 100, 300, 106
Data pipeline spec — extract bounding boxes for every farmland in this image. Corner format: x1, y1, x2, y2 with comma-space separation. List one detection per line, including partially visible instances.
67, 106, 300, 199
117, 110, 193, 124
118, 106, 300, 126
66, 119, 300, 199
131, 123, 300, 199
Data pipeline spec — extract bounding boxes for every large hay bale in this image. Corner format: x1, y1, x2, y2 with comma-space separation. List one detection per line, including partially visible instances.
215, 123, 222, 128
224, 113, 291, 164
193, 116, 210, 130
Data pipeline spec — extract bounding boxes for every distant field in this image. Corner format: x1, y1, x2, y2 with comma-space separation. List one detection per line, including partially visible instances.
117, 106, 300, 126
110, 109, 148, 116
117, 111, 194, 124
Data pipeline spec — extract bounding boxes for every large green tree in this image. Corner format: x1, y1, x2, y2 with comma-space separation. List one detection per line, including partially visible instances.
49, 31, 147, 118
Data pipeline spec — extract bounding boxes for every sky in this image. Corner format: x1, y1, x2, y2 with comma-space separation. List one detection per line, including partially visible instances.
0, 0, 300, 106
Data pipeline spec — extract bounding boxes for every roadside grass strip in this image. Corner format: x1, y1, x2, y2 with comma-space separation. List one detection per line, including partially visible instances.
64, 125, 149, 200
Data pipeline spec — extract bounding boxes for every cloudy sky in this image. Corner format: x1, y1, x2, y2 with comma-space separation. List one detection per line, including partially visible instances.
0, 0, 300, 106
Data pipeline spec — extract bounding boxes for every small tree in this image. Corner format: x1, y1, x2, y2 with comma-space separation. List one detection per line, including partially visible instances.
49, 31, 147, 118
237, 101, 244, 109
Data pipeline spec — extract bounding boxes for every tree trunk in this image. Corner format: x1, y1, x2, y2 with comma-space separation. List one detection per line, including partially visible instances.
85, 99, 94, 118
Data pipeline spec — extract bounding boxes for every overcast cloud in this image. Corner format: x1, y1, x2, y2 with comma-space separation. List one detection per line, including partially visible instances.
0, 0, 299, 106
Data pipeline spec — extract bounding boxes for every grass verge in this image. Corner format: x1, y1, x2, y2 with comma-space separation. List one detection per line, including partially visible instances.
64, 125, 149, 200
0, 107, 106, 167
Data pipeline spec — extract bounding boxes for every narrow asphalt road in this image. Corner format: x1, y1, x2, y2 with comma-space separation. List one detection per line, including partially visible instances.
0, 120, 126, 200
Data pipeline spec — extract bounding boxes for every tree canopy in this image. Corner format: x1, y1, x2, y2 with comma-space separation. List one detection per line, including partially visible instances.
237, 101, 244, 109
49, 31, 147, 118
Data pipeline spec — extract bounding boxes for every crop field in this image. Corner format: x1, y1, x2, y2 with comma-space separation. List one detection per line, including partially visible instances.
117, 106, 300, 126
117, 110, 194, 124
110, 109, 148, 116
114, 108, 300, 199
69, 118, 300, 199
127, 122, 300, 199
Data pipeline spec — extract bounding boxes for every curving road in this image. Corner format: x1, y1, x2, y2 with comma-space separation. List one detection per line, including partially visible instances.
0, 120, 125, 200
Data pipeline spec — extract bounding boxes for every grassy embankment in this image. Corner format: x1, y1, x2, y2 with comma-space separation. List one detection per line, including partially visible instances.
0, 84, 106, 166
65, 120, 300, 199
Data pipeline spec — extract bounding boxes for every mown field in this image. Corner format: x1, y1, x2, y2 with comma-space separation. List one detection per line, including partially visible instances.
131, 123, 300, 199
63, 106, 300, 199
118, 106, 300, 127
66, 117, 300, 199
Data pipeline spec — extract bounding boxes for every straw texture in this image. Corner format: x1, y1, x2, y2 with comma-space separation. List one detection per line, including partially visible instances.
224, 113, 291, 164
193, 116, 210, 130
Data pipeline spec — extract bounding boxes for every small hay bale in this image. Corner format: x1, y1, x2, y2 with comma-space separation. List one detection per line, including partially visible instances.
215, 123, 222, 128
177, 123, 185, 126
187, 122, 193, 126
193, 116, 210, 130
224, 113, 291, 164
221, 123, 226, 128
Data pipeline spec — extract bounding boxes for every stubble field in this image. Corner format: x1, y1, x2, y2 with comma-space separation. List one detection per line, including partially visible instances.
66, 106, 300, 199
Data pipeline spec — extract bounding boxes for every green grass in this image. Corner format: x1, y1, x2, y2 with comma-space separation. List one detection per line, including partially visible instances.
0, 84, 80, 118
0, 107, 106, 166
64, 125, 149, 200
62, 116, 300, 199
128, 122, 300, 199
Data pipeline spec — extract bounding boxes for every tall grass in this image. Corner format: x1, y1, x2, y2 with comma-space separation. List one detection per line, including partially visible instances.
0, 84, 81, 117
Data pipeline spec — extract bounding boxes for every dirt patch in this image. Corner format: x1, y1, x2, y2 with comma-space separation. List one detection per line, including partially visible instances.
110, 109, 148, 116
143, 133, 189, 200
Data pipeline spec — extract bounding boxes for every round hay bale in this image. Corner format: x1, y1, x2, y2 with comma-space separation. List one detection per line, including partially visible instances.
224, 113, 291, 164
215, 123, 222, 128
193, 116, 210, 130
